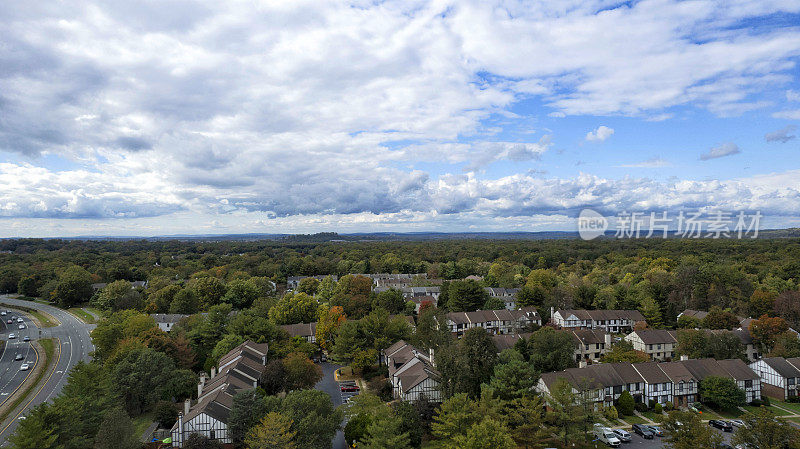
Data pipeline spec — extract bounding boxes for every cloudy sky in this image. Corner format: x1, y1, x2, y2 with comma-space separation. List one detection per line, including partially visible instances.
1, 0, 800, 237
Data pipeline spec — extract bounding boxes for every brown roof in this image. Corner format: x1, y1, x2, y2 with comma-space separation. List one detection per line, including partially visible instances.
762, 357, 800, 379
280, 322, 317, 338
681, 358, 730, 380
397, 359, 438, 393
657, 361, 696, 384
632, 329, 678, 345
633, 362, 671, 384
558, 309, 645, 322
568, 329, 609, 345
718, 358, 760, 381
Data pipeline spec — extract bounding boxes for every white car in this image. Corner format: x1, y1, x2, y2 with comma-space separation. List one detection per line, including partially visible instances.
16, 318, 23, 323
17, 324, 24, 330
19, 363, 29, 371
730, 419, 746, 428
593, 424, 621, 447
1, 311, 6, 316
8, 333, 15, 339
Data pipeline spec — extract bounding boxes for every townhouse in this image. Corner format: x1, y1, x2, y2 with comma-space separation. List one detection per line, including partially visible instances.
171, 340, 269, 447
712, 328, 761, 362
484, 287, 520, 310
374, 286, 442, 300
443, 307, 541, 337
625, 329, 678, 361
151, 313, 189, 332
536, 358, 761, 409
385, 340, 441, 402
280, 322, 317, 343
563, 329, 612, 363
550, 308, 646, 333
749, 357, 800, 400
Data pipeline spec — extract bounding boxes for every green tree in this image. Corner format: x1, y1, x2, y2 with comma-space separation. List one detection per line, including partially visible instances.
391, 401, 423, 448
281, 390, 342, 449
603, 341, 650, 363
259, 360, 287, 395
315, 305, 345, 352
297, 277, 320, 295
154, 402, 178, 428
527, 327, 576, 373
17, 276, 38, 297
210, 334, 245, 365
546, 378, 583, 447
191, 277, 227, 308
662, 410, 723, 449
451, 419, 515, 449
616, 390, 635, 416
163, 368, 197, 401
437, 328, 498, 398
52, 265, 93, 307
228, 390, 280, 448
360, 415, 411, 449
223, 278, 261, 309
283, 352, 322, 391
639, 296, 663, 328
373, 288, 408, 314
268, 292, 319, 325
245, 412, 296, 449
750, 314, 790, 354
113, 347, 176, 415
344, 413, 372, 447
149, 284, 181, 313
183, 434, 223, 449
93, 407, 139, 449
732, 406, 800, 449
487, 359, 538, 400
702, 306, 739, 330
699, 376, 746, 409
505, 395, 551, 449
446, 280, 488, 312
170, 288, 200, 314
769, 331, 800, 358
7, 404, 59, 449
431, 394, 481, 442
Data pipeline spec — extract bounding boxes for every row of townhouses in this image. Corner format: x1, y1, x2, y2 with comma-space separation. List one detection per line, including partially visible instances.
385, 340, 442, 402
750, 357, 800, 400
537, 357, 761, 408
442, 307, 541, 337
492, 330, 611, 364
170, 340, 269, 447
626, 328, 760, 362
550, 308, 646, 333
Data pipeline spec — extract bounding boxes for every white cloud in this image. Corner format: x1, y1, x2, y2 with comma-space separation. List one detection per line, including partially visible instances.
619, 157, 671, 168
585, 125, 615, 142
788, 90, 800, 102
773, 110, 800, 120
765, 125, 797, 143
700, 142, 741, 161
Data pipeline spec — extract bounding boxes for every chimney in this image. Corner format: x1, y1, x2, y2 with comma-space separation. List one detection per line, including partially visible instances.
197, 375, 205, 398
184, 398, 191, 415
177, 412, 183, 445
550, 306, 555, 323
680, 354, 688, 361
605, 333, 612, 348
211, 366, 217, 378
429, 348, 435, 366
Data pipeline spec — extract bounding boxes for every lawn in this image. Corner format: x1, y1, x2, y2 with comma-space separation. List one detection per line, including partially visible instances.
772, 400, 800, 415
68, 308, 97, 324
622, 414, 648, 424
640, 410, 664, 423
30, 309, 59, 327
713, 407, 744, 419
741, 404, 792, 416
132, 412, 154, 439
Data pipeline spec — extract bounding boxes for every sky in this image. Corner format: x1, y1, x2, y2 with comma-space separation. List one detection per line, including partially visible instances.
1, 0, 800, 237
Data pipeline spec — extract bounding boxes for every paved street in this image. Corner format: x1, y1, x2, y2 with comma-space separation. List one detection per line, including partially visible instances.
315, 362, 347, 449
0, 297, 95, 444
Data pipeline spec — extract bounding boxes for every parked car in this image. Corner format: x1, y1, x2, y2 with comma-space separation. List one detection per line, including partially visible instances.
6, 319, 11, 324
730, 419, 746, 428
593, 424, 621, 447
14, 354, 23, 361
341, 386, 360, 392
612, 428, 631, 442
709, 420, 733, 432
18, 324, 24, 330
645, 425, 663, 436
8, 333, 15, 339
631, 424, 654, 439
17, 318, 23, 323
20, 363, 29, 371
22, 336, 29, 342
1, 311, 6, 316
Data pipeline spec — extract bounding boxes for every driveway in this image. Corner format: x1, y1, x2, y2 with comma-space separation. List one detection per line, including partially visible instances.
315, 362, 347, 449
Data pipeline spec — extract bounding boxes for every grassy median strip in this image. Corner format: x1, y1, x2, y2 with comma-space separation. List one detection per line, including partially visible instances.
0, 338, 57, 426
68, 308, 97, 324
0, 302, 60, 328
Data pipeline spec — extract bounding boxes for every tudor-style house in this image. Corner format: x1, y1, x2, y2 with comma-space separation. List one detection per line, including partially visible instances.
550, 308, 646, 333
658, 360, 699, 407
749, 357, 800, 400
280, 322, 317, 343
443, 307, 541, 337
151, 313, 189, 332
562, 329, 612, 363
171, 340, 269, 447
484, 287, 521, 310
625, 329, 678, 361
385, 340, 441, 402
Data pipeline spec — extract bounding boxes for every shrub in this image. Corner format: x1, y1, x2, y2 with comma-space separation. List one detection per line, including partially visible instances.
762, 396, 771, 406
749, 399, 762, 407
664, 401, 674, 411
634, 402, 648, 413
648, 399, 656, 410
617, 391, 635, 416
654, 403, 663, 414
788, 396, 800, 403
604, 406, 619, 421
367, 378, 393, 401
154, 401, 178, 428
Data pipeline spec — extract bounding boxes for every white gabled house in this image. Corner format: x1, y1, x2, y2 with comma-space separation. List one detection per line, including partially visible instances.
749, 357, 800, 400
551, 308, 646, 333
386, 340, 441, 403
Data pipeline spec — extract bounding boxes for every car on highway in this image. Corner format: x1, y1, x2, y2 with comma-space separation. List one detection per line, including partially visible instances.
14, 354, 23, 361
6, 319, 11, 324
631, 424, 654, 439
645, 425, 663, 436
709, 420, 733, 432
1, 311, 5, 316
23, 336, 29, 341
18, 324, 25, 330
612, 428, 631, 442
17, 318, 23, 323
19, 363, 29, 371
8, 333, 15, 339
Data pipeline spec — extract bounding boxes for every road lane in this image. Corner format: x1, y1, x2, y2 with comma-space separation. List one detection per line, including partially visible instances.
0, 297, 94, 444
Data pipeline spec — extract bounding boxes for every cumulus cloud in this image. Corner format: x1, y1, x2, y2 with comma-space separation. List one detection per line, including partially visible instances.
773, 110, 800, 120
765, 125, 797, 143
585, 126, 615, 142
700, 143, 741, 161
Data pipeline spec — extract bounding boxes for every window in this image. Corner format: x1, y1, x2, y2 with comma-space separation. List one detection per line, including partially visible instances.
613, 385, 622, 394
657, 344, 662, 350
210, 431, 216, 440
648, 344, 653, 350
745, 380, 753, 388
653, 384, 659, 392
789, 378, 796, 386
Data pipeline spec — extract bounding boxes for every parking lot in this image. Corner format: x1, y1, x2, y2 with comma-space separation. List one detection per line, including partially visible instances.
338, 379, 360, 404
596, 425, 735, 448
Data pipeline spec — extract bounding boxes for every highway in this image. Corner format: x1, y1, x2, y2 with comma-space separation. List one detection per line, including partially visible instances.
0, 297, 95, 444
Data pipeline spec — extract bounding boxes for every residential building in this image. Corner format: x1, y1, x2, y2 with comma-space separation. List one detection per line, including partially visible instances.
385, 340, 441, 402
625, 329, 678, 361
563, 329, 612, 362
280, 322, 317, 343
550, 308, 646, 333
749, 357, 800, 400
443, 307, 541, 337
658, 360, 699, 407
151, 313, 189, 332
718, 358, 762, 403
286, 275, 338, 290
484, 287, 520, 310
374, 286, 441, 300
170, 340, 269, 447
